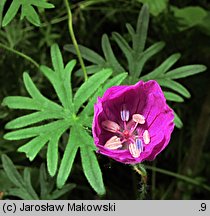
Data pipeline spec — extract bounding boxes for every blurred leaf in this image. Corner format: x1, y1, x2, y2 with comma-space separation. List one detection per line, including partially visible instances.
0, 170, 14, 191
101, 34, 125, 74
137, 0, 168, 16
172, 6, 208, 30
64, 35, 125, 76
1, 154, 24, 188
39, 164, 75, 199
135, 3, 149, 52
157, 79, 190, 98
141, 53, 181, 80
165, 65, 206, 79
1, 154, 39, 200
64, 44, 105, 65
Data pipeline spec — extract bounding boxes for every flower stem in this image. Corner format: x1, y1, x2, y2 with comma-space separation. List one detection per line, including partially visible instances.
64, 0, 88, 81
0, 43, 39, 69
133, 164, 147, 199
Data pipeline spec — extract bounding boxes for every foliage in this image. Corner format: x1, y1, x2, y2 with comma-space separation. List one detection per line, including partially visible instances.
2, 43, 128, 195
64, 4, 206, 128
1, 154, 75, 199
1, 0, 54, 27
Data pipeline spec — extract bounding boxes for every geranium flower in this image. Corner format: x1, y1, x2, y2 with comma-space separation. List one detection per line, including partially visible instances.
92, 80, 174, 164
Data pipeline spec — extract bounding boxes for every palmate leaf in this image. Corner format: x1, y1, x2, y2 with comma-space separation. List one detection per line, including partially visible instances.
39, 164, 76, 200
3, 43, 116, 195
112, 5, 165, 78
64, 34, 125, 76
2, 0, 54, 27
1, 155, 75, 200
1, 154, 39, 200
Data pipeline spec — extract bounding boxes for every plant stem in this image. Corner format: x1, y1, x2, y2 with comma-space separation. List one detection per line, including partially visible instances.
0, 43, 39, 69
64, 0, 88, 81
133, 164, 147, 199
145, 165, 210, 192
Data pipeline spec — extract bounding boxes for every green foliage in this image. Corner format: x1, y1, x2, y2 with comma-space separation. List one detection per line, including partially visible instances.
2, 44, 127, 195
2, 0, 54, 27
65, 4, 206, 128
172, 6, 208, 30
137, 0, 168, 16
1, 154, 75, 199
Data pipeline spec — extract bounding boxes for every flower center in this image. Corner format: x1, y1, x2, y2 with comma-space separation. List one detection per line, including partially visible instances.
123, 130, 130, 139
102, 105, 151, 158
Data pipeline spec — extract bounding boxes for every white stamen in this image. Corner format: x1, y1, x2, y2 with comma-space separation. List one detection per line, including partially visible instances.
129, 143, 141, 158
104, 136, 122, 150
120, 104, 129, 121
143, 130, 150, 144
102, 120, 120, 133
132, 114, 145, 124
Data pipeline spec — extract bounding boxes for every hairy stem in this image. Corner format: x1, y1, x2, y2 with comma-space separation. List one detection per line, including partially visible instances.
0, 43, 39, 69
64, 0, 88, 81
133, 164, 147, 199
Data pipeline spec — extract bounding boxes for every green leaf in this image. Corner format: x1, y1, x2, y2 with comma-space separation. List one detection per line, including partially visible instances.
23, 72, 45, 100
165, 65, 207, 79
47, 130, 66, 177
141, 53, 181, 80
2, 0, 20, 27
2, 96, 41, 110
18, 135, 49, 161
137, 0, 168, 16
135, 4, 149, 52
22, 4, 41, 26
5, 120, 68, 140
64, 44, 105, 65
57, 127, 79, 188
29, 0, 54, 9
23, 168, 39, 199
74, 68, 112, 113
102, 34, 125, 73
7, 188, 35, 200
112, 32, 132, 60
174, 111, 183, 128
49, 184, 76, 200
80, 147, 105, 195
164, 91, 184, 102
0, 0, 7, 26
51, 43, 64, 74
3, 44, 77, 181
5, 111, 64, 129
172, 6, 208, 30
2, 0, 54, 27
1, 154, 24, 188
134, 41, 165, 77
80, 72, 128, 117
157, 79, 191, 98
41, 45, 76, 110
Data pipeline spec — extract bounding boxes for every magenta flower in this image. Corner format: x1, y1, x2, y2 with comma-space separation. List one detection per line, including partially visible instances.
92, 80, 175, 164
